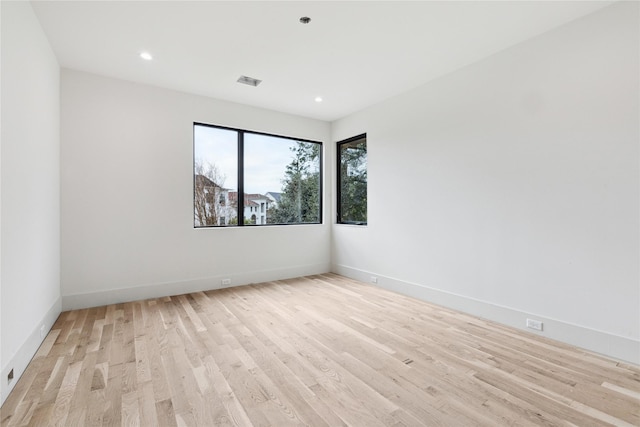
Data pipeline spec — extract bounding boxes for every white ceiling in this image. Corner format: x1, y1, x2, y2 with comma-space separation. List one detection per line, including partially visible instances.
31, 1, 612, 122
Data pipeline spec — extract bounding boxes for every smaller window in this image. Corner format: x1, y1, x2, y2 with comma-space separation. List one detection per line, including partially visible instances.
337, 134, 367, 225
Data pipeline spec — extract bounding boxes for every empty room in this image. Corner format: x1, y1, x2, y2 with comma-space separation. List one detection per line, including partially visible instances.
1, 1, 638, 425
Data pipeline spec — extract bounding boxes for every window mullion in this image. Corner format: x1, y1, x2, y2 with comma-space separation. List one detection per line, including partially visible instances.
238, 131, 245, 226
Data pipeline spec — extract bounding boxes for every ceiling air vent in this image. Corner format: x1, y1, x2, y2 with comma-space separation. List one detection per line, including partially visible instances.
237, 75, 262, 87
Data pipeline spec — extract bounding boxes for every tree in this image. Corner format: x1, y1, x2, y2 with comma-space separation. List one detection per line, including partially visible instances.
268, 142, 321, 224
194, 159, 227, 226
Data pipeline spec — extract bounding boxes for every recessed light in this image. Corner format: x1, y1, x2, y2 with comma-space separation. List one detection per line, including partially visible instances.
140, 52, 153, 61
315, 96, 323, 103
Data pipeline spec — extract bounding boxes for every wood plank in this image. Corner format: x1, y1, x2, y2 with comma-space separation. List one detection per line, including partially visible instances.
2, 273, 638, 426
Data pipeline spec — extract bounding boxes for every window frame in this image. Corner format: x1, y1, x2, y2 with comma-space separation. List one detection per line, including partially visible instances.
193, 122, 323, 228
337, 133, 367, 226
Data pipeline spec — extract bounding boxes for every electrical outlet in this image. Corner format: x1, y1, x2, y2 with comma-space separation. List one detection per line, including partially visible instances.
526, 318, 543, 331
370, 276, 378, 284
221, 278, 231, 286
40, 324, 46, 339
7, 368, 14, 385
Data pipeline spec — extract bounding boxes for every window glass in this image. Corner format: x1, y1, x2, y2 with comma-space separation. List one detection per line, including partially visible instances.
338, 135, 367, 225
245, 133, 321, 225
193, 126, 237, 227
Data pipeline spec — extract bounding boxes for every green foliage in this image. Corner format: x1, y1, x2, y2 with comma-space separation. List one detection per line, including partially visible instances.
268, 142, 321, 224
339, 139, 367, 224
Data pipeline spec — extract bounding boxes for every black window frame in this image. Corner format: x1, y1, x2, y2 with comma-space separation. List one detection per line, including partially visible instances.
337, 134, 367, 226
194, 122, 323, 227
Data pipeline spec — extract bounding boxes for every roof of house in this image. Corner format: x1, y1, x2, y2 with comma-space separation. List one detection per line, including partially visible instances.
228, 192, 267, 207
194, 174, 220, 188
266, 192, 282, 202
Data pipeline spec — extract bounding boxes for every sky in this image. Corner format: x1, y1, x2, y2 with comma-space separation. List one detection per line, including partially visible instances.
194, 125, 312, 195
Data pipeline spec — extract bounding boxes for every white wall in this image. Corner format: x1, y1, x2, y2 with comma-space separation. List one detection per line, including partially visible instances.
61, 70, 331, 309
332, 2, 639, 363
0, 0, 3, 404
1, 1, 61, 405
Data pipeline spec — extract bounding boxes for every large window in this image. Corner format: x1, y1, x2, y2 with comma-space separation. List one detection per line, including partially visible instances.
337, 134, 367, 225
194, 123, 322, 227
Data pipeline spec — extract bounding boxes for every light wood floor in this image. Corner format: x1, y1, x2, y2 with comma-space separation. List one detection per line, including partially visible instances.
1, 274, 639, 426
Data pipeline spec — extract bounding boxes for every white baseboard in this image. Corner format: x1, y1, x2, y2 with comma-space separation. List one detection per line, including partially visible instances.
332, 264, 639, 365
1, 297, 62, 407
62, 263, 331, 311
